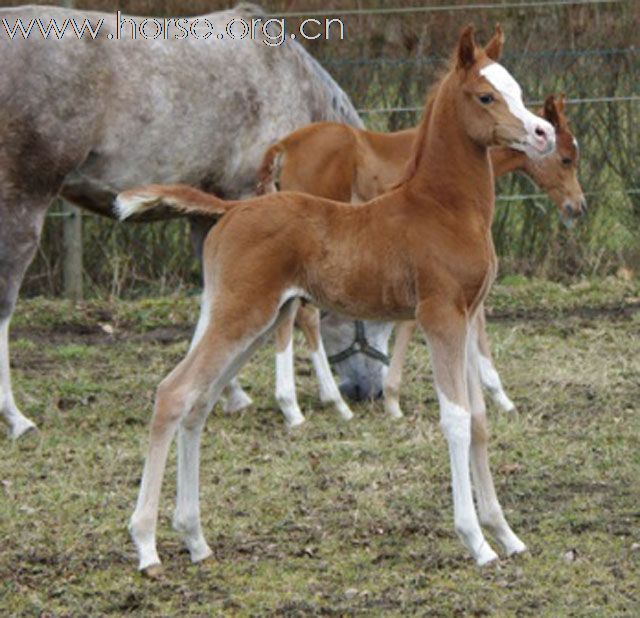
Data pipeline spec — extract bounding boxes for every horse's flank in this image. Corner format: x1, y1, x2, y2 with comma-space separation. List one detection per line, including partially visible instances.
0, 3, 362, 217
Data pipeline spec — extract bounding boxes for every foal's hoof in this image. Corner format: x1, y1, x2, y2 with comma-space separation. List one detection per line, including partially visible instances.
497, 395, 516, 414
190, 544, 214, 564
384, 401, 404, 419
10, 418, 38, 441
223, 391, 253, 414
287, 415, 306, 429
476, 543, 499, 567
506, 539, 528, 557
141, 563, 163, 579
337, 404, 354, 421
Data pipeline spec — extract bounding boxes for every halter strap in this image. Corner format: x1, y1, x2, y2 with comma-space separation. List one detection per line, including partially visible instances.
325, 319, 390, 366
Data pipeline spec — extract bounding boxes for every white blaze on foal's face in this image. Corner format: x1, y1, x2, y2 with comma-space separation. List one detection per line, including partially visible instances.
479, 62, 555, 158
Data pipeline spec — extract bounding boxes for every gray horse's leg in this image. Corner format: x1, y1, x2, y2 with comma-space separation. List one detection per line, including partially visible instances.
0, 203, 47, 439
188, 216, 215, 266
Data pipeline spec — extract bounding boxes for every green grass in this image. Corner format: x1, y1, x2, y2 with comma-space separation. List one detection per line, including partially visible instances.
2, 279, 639, 615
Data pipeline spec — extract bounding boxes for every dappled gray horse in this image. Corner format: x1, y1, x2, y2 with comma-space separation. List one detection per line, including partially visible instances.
0, 2, 391, 439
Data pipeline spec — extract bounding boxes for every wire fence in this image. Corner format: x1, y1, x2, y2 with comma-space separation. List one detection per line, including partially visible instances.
263, 0, 628, 18
357, 95, 640, 115
23, 0, 640, 295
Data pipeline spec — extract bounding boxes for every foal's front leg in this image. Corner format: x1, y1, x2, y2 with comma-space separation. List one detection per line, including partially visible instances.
419, 306, 498, 566
467, 324, 526, 556
475, 308, 515, 412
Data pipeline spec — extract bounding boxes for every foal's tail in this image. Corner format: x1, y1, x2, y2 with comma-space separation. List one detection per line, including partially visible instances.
115, 184, 236, 220
256, 143, 285, 195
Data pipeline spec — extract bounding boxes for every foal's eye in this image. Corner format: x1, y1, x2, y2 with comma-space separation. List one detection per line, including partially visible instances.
479, 93, 494, 104
561, 157, 573, 166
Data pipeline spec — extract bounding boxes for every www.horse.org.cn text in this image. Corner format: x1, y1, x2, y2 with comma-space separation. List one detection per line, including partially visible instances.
0, 13, 346, 46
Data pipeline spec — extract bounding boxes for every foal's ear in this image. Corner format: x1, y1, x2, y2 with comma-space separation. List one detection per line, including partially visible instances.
557, 93, 567, 114
542, 94, 561, 129
457, 24, 477, 70
484, 24, 504, 61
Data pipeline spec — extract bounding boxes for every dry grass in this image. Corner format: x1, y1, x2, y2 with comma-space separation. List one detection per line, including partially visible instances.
1, 278, 639, 615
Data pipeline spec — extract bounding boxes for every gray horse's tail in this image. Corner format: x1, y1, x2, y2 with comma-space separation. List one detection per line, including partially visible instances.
115, 184, 236, 220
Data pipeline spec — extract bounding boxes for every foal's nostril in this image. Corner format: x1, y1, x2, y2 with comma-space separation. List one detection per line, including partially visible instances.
564, 203, 573, 218
580, 198, 588, 215
534, 126, 547, 139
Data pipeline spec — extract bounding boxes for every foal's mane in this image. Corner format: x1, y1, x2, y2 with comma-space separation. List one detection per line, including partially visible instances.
392, 59, 453, 188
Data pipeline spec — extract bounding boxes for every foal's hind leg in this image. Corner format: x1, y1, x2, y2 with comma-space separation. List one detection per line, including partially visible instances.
475, 307, 515, 412
173, 332, 272, 564
130, 301, 284, 572
189, 218, 253, 416
295, 304, 353, 420
0, 204, 47, 439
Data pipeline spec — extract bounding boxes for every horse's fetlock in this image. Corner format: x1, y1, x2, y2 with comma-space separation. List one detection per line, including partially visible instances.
172, 512, 200, 535
276, 394, 295, 409
479, 507, 504, 531
129, 514, 153, 541
454, 516, 480, 542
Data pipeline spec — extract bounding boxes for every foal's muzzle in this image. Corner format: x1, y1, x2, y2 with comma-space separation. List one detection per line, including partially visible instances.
561, 196, 587, 228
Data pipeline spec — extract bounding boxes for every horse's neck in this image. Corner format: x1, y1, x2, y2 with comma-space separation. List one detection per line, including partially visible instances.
490, 147, 527, 178
406, 88, 494, 223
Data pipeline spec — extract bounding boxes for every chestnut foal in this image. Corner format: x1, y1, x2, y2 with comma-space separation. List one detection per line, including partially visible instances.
117, 26, 555, 573
260, 94, 584, 419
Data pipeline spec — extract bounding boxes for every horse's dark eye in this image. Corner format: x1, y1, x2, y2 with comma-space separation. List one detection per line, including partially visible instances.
479, 94, 494, 104
562, 157, 573, 166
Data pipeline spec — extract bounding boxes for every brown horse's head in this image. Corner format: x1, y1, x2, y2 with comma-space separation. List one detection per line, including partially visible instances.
451, 24, 556, 158
523, 94, 586, 226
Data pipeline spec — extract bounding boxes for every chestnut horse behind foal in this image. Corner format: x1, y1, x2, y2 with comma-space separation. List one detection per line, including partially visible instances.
260, 94, 585, 419
258, 96, 584, 217
117, 25, 555, 573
